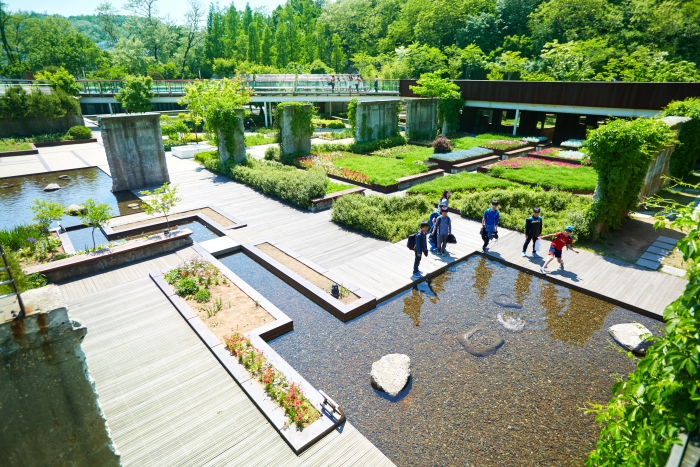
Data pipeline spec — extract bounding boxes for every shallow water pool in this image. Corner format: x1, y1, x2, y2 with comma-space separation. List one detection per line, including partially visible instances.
220, 253, 661, 467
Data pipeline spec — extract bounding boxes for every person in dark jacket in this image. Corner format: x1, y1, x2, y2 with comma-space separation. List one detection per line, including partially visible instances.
481, 200, 500, 250
413, 220, 430, 277
522, 207, 543, 257
434, 206, 452, 256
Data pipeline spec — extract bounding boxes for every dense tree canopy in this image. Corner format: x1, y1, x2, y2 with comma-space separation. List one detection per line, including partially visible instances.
0, 0, 699, 81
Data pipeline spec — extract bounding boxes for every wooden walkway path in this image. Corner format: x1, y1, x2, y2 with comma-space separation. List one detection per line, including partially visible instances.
63, 275, 394, 467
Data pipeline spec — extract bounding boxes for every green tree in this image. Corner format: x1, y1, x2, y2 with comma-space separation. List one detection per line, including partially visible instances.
242, 3, 253, 34
597, 47, 699, 82
275, 22, 290, 68
330, 33, 346, 72
410, 70, 460, 99
139, 183, 182, 230
78, 199, 113, 250
538, 40, 596, 81
115, 75, 154, 113
261, 24, 273, 66
247, 21, 260, 63
30, 199, 66, 234
491, 50, 527, 80
447, 44, 485, 79
34, 67, 83, 97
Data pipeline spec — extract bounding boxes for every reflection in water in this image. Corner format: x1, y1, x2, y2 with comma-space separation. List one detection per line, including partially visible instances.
471, 256, 492, 300
402, 271, 454, 326
402, 288, 424, 326
425, 270, 451, 304
539, 281, 616, 344
514, 270, 532, 304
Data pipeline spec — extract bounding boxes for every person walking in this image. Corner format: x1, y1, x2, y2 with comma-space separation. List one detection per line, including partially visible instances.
481, 200, 500, 251
434, 206, 452, 256
412, 220, 430, 277
539, 226, 579, 273
522, 207, 543, 257
438, 190, 451, 210
330, 75, 335, 93
374, 75, 379, 93
428, 208, 440, 252
355, 75, 360, 93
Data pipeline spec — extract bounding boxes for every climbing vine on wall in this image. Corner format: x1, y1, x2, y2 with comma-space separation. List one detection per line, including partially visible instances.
661, 98, 700, 178
586, 118, 675, 233
274, 101, 316, 157
209, 109, 243, 155
437, 97, 466, 134
361, 113, 373, 140
348, 98, 358, 132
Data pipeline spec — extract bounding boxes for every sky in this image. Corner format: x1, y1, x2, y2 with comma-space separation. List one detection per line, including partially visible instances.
7, 0, 284, 22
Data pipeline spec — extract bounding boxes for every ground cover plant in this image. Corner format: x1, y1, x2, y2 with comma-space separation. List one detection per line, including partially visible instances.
429, 147, 492, 161
164, 256, 223, 298
522, 136, 549, 144
326, 181, 352, 194
488, 157, 598, 191
315, 129, 354, 140
450, 133, 519, 150
561, 139, 585, 148
585, 179, 700, 466
530, 147, 589, 162
331, 194, 434, 241
333, 154, 427, 186
312, 134, 406, 155
371, 144, 434, 162
458, 188, 593, 239
225, 331, 321, 429
0, 139, 32, 152
407, 172, 519, 203
244, 133, 271, 146
481, 139, 526, 151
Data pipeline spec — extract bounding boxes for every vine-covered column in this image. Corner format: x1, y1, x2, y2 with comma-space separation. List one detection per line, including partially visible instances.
278, 102, 314, 160
216, 108, 246, 164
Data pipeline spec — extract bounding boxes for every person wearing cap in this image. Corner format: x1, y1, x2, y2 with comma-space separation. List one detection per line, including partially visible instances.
434, 206, 452, 256
413, 220, 430, 277
481, 200, 500, 250
522, 207, 543, 257
539, 226, 579, 273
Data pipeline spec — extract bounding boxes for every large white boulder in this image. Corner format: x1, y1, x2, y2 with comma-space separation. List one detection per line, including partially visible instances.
608, 323, 653, 355
370, 354, 411, 396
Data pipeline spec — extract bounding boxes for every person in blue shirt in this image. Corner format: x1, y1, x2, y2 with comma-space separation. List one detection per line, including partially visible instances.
481, 200, 499, 250
522, 207, 543, 257
434, 206, 452, 256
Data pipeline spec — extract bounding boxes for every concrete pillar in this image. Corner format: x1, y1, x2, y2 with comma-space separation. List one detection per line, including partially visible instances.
553, 113, 585, 145
354, 100, 400, 142
460, 107, 479, 133
217, 108, 246, 165
280, 104, 312, 156
512, 109, 520, 136
491, 110, 503, 129
100, 113, 169, 192
0, 286, 121, 466
405, 98, 437, 140
517, 110, 545, 136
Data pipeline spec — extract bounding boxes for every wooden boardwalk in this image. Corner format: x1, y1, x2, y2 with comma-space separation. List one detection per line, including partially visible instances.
64, 276, 394, 467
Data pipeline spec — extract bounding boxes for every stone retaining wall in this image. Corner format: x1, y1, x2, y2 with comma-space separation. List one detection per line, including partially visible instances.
0, 113, 84, 137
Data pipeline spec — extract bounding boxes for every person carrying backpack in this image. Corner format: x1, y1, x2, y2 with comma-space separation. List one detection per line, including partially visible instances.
434, 206, 452, 256
522, 207, 543, 257
539, 226, 579, 273
481, 200, 500, 251
410, 220, 430, 277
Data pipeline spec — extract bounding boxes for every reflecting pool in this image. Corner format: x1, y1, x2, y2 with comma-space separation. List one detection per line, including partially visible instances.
0, 168, 141, 231
220, 253, 662, 467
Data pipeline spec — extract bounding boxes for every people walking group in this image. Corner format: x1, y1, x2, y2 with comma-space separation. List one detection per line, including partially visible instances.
409, 197, 580, 278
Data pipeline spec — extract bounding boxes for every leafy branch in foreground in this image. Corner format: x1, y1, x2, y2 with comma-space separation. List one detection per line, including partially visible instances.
585, 177, 700, 467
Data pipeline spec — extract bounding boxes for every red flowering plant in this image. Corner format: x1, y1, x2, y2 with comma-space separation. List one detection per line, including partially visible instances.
295, 152, 371, 184
164, 256, 224, 289
494, 157, 581, 169
225, 330, 320, 429
529, 147, 561, 157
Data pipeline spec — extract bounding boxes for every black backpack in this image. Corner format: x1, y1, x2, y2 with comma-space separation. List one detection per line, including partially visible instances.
407, 233, 416, 250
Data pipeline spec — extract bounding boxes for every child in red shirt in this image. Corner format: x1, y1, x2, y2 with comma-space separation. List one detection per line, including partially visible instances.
539, 226, 579, 273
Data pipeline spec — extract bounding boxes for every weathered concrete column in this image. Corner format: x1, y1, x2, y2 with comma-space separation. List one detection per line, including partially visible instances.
280, 104, 312, 156
0, 286, 121, 466
217, 108, 246, 164
639, 116, 690, 199
100, 113, 169, 192
405, 98, 437, 140
355, 100, 399, 142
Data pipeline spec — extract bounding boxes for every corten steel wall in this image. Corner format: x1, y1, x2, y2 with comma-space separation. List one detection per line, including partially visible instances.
399, 81, 700, 110
100, 113, 169, 192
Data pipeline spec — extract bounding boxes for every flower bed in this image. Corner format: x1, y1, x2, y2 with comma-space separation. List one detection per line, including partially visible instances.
296, 153, 371, 184
529, 147, 588, 163
494, 157, 581, 169
165, 256, 275, 342
560, 139, 585, 148
429, 147, 492, 161
482, 140, 527, 151
521, 136, 549, 144
225, 331, 321, 429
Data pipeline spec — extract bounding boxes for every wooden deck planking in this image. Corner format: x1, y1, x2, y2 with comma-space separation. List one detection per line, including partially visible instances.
63, 277, 394, 467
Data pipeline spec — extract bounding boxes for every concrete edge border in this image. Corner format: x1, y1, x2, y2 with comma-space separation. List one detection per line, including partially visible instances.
0, 143, 39, 156
241, 239, 377, 322
149, 242, 346, 455
33, 138, 98, 148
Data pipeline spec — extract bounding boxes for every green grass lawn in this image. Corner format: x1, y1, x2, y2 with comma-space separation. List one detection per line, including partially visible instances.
451, 133, 516, 150
326, 181, 351, 194
334, 155, 427, 186
0, 140, 32, 152
372, 145, 434, 162
408, 172, 520, 203
245, 134, 274, 146
493, 165, 598, 191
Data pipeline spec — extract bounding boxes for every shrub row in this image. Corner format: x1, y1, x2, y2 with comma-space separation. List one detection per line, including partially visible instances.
331, 194, 434, 242
458, 188, 593, 240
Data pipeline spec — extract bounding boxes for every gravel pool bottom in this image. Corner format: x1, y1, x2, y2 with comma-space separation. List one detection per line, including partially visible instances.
218, 253, 662, 467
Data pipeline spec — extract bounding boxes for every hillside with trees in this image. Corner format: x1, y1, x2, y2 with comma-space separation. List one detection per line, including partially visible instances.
0, 0, 699, 81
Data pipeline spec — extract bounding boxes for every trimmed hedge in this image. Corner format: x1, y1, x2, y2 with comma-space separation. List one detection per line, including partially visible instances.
408, 172, 519, 203
661, 98, 700, 178
331, 194, 434, 242
458, 188, 593, 240
230, 160, 327, 208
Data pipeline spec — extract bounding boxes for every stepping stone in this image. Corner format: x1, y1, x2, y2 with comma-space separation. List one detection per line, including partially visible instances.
198, 236, 241, 255
457, 327, 505, 357
370, 354, 411, 396
647, 246, 671, 256
657, 236, 678, 245
636, 258, 661, 270
641, 252, 664, 263
66, 204, 85, 216
58, 175, 72, 180
43, 183, 61, 192
661, 265, 686, 277
608, 323, 653, 355
652, 240, 676, 250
